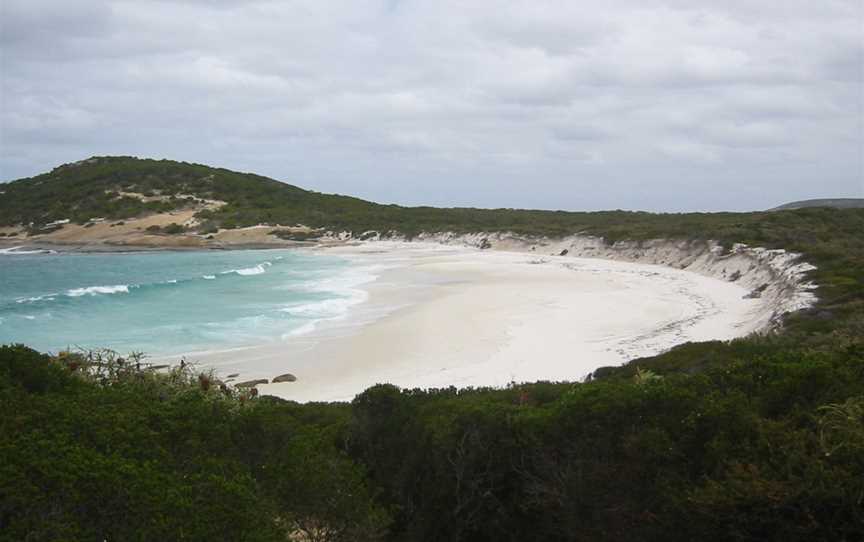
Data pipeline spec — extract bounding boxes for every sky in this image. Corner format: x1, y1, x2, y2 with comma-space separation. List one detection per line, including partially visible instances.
1, 0, 862, 212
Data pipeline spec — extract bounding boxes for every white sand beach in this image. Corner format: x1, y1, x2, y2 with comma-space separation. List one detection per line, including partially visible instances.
181, 242, 765, 402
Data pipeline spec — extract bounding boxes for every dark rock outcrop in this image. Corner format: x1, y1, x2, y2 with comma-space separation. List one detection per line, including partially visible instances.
744, 284, 769, 299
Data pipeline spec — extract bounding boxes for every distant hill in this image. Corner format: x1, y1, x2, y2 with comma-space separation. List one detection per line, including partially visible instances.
770, 198, 864, 211
0, 155, 382, 232
3, 156, 864, 247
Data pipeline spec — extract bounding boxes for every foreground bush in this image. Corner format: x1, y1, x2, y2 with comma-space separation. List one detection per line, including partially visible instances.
0, 345, 389, 541
2, 336, 862, 541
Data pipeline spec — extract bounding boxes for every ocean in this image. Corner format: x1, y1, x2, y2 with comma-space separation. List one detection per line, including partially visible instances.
0, 246, 376, 357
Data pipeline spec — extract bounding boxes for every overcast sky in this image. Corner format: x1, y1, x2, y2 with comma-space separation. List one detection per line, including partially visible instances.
1, 0, 862, 211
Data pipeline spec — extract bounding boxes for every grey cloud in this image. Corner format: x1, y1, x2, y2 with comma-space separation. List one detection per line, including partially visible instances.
551, 125, 610, 142
472, 4, 613, 56
1, 0, 861, 211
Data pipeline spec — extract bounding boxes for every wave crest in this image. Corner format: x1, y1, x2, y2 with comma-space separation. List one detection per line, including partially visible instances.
66, 285, 130, 297
0, 246, 56, 255
222, 262, 272, 276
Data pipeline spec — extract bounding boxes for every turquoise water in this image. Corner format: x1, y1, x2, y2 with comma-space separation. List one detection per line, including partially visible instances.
0, 247, 373, 355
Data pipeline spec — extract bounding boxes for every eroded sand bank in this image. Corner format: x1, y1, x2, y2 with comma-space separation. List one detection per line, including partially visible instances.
180, 242, 765, 402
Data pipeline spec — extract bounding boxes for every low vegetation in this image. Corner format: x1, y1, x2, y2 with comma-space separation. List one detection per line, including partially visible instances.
0, 347, 388, 541
2, 330, 862, 540
4, 157, 863, 247
145, 222, 187, 235
269, 229, 321, 242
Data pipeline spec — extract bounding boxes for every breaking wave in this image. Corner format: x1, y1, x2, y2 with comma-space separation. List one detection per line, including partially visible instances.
66, 285, 131, 297
221, 262, 272, 276
0, 246, 56, 255
278, 265, 380, 338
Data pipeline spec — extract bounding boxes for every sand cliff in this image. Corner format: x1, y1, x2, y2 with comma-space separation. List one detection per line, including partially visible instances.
340, 230, 818, 333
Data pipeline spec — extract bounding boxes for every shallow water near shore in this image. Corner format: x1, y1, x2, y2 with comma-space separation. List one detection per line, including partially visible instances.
0, 248, 376, 356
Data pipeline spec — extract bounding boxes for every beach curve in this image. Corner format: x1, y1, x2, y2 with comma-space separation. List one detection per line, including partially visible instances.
178, 242, 772, 402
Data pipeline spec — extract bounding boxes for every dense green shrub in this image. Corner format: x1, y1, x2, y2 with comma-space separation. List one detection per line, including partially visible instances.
3, 342, 861, 540
162, 222, 186, 234
0, 346, 389, 542
269, 229, 321, 241
337, 345, 864, 541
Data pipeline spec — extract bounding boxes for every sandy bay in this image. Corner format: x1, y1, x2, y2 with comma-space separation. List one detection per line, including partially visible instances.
164, 242, 766, 402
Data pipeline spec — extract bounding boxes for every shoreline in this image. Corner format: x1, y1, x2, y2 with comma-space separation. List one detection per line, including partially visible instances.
0, 239, 315, 254
165, 242, 768, 402
4, 233, 817, 403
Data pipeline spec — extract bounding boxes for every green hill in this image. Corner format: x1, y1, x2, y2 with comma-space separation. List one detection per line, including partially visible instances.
770, 198, 864, 211
2, 156, 863, 246
0, 156, 380, 232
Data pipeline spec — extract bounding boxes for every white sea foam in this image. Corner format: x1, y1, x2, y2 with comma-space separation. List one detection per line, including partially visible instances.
279, 296, 368, 339
203, 275, 216, 280
277, 265, 380, 338
300, 266, 380, 294
16, 295, 56, 304
281, 296, 366, 318
223, 261, 272, 276
283, 321, 320, 337
26, 279, 179, 302
66, 285, 130, 297
0, 246, 56, 255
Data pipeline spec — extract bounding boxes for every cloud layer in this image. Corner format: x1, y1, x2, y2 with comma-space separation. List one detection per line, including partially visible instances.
1, 0, 862, 211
